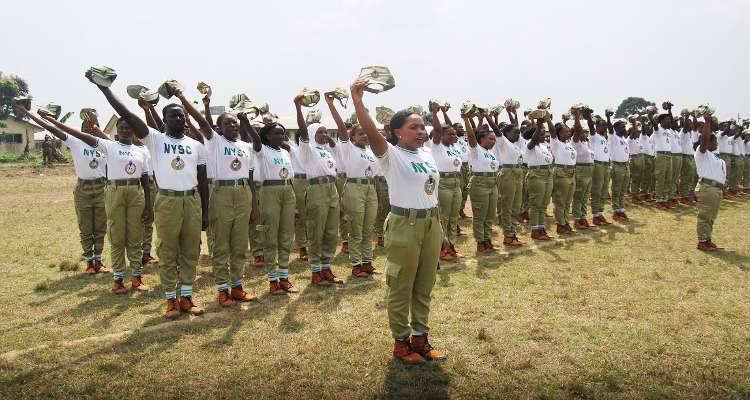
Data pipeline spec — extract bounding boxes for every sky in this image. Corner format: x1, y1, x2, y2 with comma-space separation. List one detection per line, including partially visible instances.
3, 0, 750, 128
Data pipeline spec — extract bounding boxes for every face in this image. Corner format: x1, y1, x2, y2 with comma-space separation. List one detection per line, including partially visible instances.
352, 126, 369, 147
596, 120, 607, 134
708, 135, 718, 151
684, 119, 694, 131
453, 124, 465, 136
558, 125, 572, 141
480, 131, 496, 149
441, 127, 457, 146
660, 116, 672, 130
266, 125, 285, 147
219, 114, 240, 140
393, 114, 427, 149
116, 120, 133, 140
314, 126, 329, 145
505, 127, 520, 143
614, 124, 626, 136
165, 106, 186, 132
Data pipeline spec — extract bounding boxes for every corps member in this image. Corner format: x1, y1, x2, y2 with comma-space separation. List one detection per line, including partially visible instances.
351, 79, 445, 365
609, 119, 631, 221
14, 102, 108, 274
550, 112, 580, 234
695, 115, 725, 251
524, 116, 554, 239
88, 75, 210, 319
647, 108, 674, 209
572, 115, 594, 229
588, 112, 612, 225
287, 132, 309, 261
679, 115, 699, 203
463, 112, 499, 252
294, 95, 343, 286
628, 116, 645, 204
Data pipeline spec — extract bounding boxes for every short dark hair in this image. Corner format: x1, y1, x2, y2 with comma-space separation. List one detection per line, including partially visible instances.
390, 110, 419, 130
258, 122, 286, 146
162, 103, 185, 119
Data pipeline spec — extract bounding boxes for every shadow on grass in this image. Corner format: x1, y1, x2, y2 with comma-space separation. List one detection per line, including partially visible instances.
383, 358, 450, 399
705, 249, 750, 264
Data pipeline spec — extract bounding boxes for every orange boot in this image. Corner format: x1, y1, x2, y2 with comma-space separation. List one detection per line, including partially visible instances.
164, 299, 181, 319
217, 290, 236, 307
269, 280, 286, 295
179, 296, 204, 316
393, 339, 426, 365
321, 269, 344, 284
131, 276, 149, 292
112, 279, 127, 295
279, 278, 299, 293
410, 334, 447, 361
230, 286, 257, 302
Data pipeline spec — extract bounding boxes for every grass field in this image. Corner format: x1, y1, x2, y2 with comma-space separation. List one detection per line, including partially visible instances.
0, 163, 748, 399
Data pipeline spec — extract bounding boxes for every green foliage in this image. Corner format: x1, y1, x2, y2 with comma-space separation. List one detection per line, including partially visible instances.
0, 72, 30, 121
0, 150, 43, 165
615, 97, 655, 118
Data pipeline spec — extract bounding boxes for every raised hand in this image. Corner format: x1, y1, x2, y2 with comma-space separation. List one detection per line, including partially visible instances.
350, 79, 367, 103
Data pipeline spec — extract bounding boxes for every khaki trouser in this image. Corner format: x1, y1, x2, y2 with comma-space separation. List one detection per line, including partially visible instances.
336, 173, 350, 243
469, 175, 497, 242
306, 181, 340, 268
73, 179, 107, 260
655, 153, 672, 202
459, 162, 470, 214
527, 167, 553, 228
343, 181, 378, 265
105, 183, 144, 278
730, 156, 742, 192
552, 167, 575, 226
499, 167, 523, 236
644, 155, 655, 195
744, 156, 750, 188
669, 154, 683, 201
292, 177, 309, 249
206, 181, 215, 258
521, 166, 529, 214
680, 157, 697, 198
718, 154, 732, 193
572, 164, 593, 220
210, 184, 251, 288
696, 183, 721, 242
610, 163, 630, 211
591, 162, 609, 215
629, 154, 645, 197
154, 190, 202, 293
260, 184, 295, 272
142, 176, 157, 256
437, 176, 461, 243
384, 212, 441, 340
249, 183, 263, 257
375, 176, 390, 236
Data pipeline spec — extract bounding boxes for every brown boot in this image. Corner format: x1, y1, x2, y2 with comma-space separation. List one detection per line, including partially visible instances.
377, 236, 384, 247
131, 276, 149, 292
141, 254, 155, 265
312, 272, 333, 286
230, 286, 257, 302
94, 259, 108, 273
298, 247, 308, 261
352, 265, 369, 278
164, 299, 181, 319
112, 279, 127, 295
253, 255, 265, 268
279, 278, 299, 293
393, 339, 426, 365
85, 260, 97, 275
179, 296, 204, 316
218, 290, 236, 307
362, 261, 377, 274
321, 269, 343, 284
269, 280, 286, 295
410, 334, 447, 361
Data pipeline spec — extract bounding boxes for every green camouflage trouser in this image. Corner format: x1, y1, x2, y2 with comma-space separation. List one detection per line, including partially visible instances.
260, 183, 296, 273
719, 154, 732, 193
498, 167, 523, 236
591, 162, 610, 215
141, 176, 157, 256
644, 156, 655, 195
655, 153, 672, 202
469, 175, 497, 242
292, 176, 309, 249
105, 183, 144, 278
552, 166, 575, 226
342, 181, 378, 266
249, 183, 264, 257
730, 156, 742, 192
306, 181, 340, 268
610, 163, 630, 212
629, 154, 645, 197
336, 173, 350, 243
680, 156, 696, 198
669, 154, 683, 201
375, 176, 390, 237
527, 167, 553, 228
210, 183, 251, 289
73, 179, 107, 261
572, 164, 593, 220
744, 156, 750, 189
696, 183, 721, 242
437, 175, 461, 243
154, 190, 202, 295
459, 162, 470, 214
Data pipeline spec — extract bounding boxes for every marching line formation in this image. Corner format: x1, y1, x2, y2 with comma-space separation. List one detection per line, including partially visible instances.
14, 65, 748, 365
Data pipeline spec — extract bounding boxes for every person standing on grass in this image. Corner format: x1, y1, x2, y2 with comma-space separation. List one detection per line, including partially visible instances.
293, 94, 344, 287
426, 102, 463, 262
572, 114, 594, 229
351, 79, 445, 366
14, 101, 108, 274
463, 111, 499, 252
609, 119, 631, 221
549, 111, 580, 234
695, 114, 725, 251
325, 92, 380, 276
135, 98, 161, 265
730, 124, 744, 196
87, 74, 209, 319
679, 115, 699, 204
287, 128, 309, 263
628, 115, 645, 204
667, 109, 683, 208
640, 121, 657, 202
587, 111, 612, 225
524, 115, 555, 240
647, 107, 674, 209
38, 110, 152, 295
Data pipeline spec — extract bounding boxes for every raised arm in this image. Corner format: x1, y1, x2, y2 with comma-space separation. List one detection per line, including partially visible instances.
698, 114, 712, 153
293, 95, 309, 142
350, 79, 387, 156
202, 95, 214, 129
325, 91, 349, 142
85, 71, 149, 138
38, 110, 99, 147
527, 118, 545, 150
184, 115, 204, 144
13, 102, 67, 141
545, 114, 555, 139
430, 102, 443, 144
174, 89, 213, 139
485, 110, 502, 137
87, 122, 110, 140
463, 114, 478, 148
441, 107, 453, 127
572, 109, 584, 142
238, 113, 261, 152
506, 107, 519, 127
585, 114, 595, 136
605, 110, 614, 135
139, 98, 164, 132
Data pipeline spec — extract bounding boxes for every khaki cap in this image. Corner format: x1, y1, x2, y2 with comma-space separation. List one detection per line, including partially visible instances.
357, 66, 395, 93
87, 66, 117, 87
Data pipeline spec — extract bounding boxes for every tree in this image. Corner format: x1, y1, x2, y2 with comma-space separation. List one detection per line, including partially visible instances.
0, 72, 30, 122
614, 97, 655, 118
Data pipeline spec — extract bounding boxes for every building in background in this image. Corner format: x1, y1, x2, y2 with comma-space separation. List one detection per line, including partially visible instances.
0, 118, 44, 154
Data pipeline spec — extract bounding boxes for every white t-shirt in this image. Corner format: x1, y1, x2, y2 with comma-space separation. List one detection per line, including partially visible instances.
717, 134, 733, 155
142, 128, 207, 191
96, 139, 150, 180
468, 145, 499, 173
255, 144, 293, 181
287, 140, 306, 177
573, 140, 594, 164
63, 135, 107, 179
494, 135, 523, 165
525, 142, 553, 167
669, 131, 682, 154
732, 137, 744, 156
331, 139, 345, 173
204, 133, 253, 180
298, 140, 337, 178
628, 137, 642, 155
339, 140, 378, 178
680, 131, 697, 155
695, 148, 726, 184
455, 137, 469, 163
652, 128, 672, 152
378, 143, 439, 209
590, 133, 610, 162
745, 140, 750, 156
550, 138, 576, 166
609, 135, 630, 163
514, 136, 528, 164
425, 141, 462, 173
136, 144, 154, 176
641, 134, 656, 156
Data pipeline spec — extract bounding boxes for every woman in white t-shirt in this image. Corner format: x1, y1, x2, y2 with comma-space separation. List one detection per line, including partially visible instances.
550, 112, 581, 234
463, 112, 500, 252
36, 109, 152, 295
351, 79, 445, 366
525, 116, 555, 240
695, 114, 725, 251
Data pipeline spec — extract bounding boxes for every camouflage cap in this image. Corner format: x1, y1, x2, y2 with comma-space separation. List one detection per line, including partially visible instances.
537, 97, 551, 110
504, 98, 521, 110
158, 80, 184, 99
331, 87, 349, 108
229, 93, 250, 109
79, 108, 98, 123
299, 88, 321, 107
42, 103, 62, 120
357, 66, 396, 94
87, 66, 117, 87
13, 96, 32, 110
376, 106, 395, 125
306, 109, 322, 124
460, 100, 477, 117
197, 82, 212, 98
528, 109, 550, 120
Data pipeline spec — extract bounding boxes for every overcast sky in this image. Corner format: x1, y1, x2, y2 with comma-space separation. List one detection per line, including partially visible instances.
3, 0, 749, 127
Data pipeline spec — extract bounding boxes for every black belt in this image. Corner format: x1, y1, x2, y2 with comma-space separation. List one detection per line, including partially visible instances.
631, 154, 645, 157
78, 177, 106, 185
109, 178, 141, 186
337, 172, 347, 178
294, 173, 307, 179
263, 179, 292, 186
439, 172, 461, 178
390, 206, 438, 218
308, 175, 336, 185
554, 164, 575, 169
216, 179, 249, 187
594, 161, 609, 165
501, 164, 521, 169
346, 177, 375, 184
159, 188, 196, 196
576, 162, 593, 166
473, 171, 497, 177
681, 154, 693, 158
611, 161, 628, 166
657, 151, 671, 155
527, 165, 551, 169
699, 178, 724, 190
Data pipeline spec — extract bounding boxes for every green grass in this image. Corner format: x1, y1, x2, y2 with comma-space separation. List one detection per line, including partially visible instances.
0, 164, 748, 399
